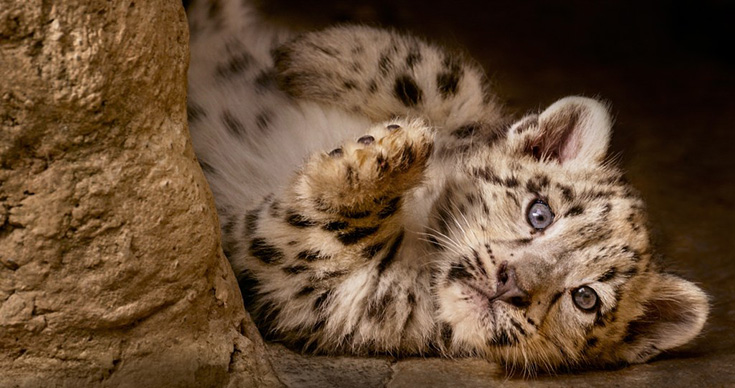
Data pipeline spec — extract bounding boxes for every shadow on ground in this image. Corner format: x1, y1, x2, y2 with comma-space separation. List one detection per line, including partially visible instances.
261, 1, 735, 386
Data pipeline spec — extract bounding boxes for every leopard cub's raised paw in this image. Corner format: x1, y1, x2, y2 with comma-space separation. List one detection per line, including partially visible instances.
298, 119, 434, 208
329, 119, 434, 178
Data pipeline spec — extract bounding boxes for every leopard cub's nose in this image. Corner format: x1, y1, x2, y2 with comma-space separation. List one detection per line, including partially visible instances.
493, 261, 531, 308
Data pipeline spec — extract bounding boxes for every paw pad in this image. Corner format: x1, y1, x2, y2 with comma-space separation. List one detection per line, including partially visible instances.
357, 135, 375, 145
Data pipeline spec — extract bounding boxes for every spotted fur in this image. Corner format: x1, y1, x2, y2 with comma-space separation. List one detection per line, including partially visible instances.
187, 0, 708, 373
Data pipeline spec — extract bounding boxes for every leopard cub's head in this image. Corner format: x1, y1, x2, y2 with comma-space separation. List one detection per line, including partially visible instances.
427, 96, 708, 372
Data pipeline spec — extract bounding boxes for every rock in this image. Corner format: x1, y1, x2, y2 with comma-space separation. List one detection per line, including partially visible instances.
0, 1, 279, 386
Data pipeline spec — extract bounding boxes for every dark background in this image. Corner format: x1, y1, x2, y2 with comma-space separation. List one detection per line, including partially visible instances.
253, 0, 734, 379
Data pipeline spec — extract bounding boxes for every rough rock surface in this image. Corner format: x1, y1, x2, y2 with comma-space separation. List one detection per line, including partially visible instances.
0, 1, 279, 386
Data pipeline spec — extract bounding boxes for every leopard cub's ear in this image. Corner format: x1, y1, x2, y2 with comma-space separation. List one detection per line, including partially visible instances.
619, 273, 709, 364
507, 96, 612, 168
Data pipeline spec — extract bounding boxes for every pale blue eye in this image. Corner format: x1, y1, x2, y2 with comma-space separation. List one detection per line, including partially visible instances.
527, 200, 554, 229
572, 286, 599, 311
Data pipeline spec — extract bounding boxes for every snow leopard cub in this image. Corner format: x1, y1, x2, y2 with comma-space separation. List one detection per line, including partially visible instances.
186, 0, 708, 372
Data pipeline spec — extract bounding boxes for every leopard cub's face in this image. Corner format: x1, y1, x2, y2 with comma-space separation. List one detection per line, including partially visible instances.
427, 97, 708, 372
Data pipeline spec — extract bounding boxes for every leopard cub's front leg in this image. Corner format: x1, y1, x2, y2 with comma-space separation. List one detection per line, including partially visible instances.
293, 118, 433, 221
230, 118, 434, 351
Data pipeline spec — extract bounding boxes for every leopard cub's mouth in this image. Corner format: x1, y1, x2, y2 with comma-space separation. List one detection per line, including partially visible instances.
448, 260, 535, 349
460, 260, 531, 311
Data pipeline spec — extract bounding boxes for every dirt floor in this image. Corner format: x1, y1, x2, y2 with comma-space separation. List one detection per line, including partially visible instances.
261, 1, 734, 386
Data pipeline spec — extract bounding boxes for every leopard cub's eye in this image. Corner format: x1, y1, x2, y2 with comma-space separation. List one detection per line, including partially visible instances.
527, 200, 554, 230
572, 286, 599, 311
